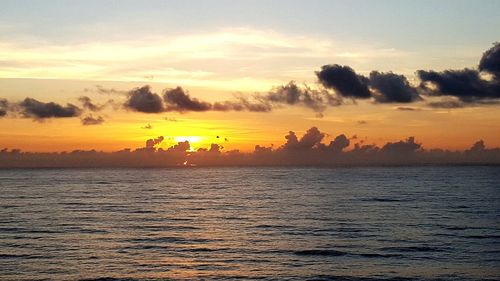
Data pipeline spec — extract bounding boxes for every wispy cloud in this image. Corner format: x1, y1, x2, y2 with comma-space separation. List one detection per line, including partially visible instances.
0, 28, 409, 91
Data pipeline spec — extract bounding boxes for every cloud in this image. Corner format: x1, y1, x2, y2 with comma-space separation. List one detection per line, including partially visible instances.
146, 136, 164, 148
381, 137, 421, 155
0, 99, 8, 117
163, 87, 273, 112
263, 81, 341, 112
369, 71, 420, 103
282, 127, 325, 151
142, 123, 153, 129
81, 115, 104, 125
316, 64, 371, 98
479, 42, 500, 77
325, 134, 350, 153
78, 96, 104, 112
396, 106, 421, 111
167, 140, 190, 152
163, 87, 212, 112
17, 98, 82, 120
417, 43, 500, 103
125, 86, 165, 113
1, 127, 499, 167
417, 68, 500, 101
426, 98, 464, 109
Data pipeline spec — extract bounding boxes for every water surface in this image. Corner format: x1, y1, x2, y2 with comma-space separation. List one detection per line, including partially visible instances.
0, 166, 499, 280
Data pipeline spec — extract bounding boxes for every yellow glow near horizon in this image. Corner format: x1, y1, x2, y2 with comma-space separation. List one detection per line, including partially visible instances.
173, 136, 203, 144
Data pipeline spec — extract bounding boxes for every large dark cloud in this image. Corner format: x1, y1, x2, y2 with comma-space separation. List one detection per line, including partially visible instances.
18, 98, 81, 120
417, 68, 500, 101
316, 64, 371, 98
418, 43, 500, 102
479, 42, 500, 77
369, 71, 420, 103
125, 86, 164, 113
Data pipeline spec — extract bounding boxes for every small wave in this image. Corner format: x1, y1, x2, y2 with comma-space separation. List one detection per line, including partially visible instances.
463, 234, 500, 239
294, 249, 348, 256
361, 197, 412, 203
380, 246, 444, 253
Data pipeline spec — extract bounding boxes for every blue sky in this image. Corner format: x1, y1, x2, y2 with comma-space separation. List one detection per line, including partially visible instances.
1, 0, 499, 48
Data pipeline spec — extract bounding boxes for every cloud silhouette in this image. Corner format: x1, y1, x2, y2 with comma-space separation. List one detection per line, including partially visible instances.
418, 43, 500, 102
146, 136, 164, 148
163, 87, 212, 112
479, 42, 500, 77
316, 64, 371, 98
369, 71, 420, 103
18, 98, 81, 120
125, 85, 164, 113
417, 68, 500, 101
1, 126, 499, 167
81, 115, 104, 125
263, 81, 341, 112
0, 99, 8, 117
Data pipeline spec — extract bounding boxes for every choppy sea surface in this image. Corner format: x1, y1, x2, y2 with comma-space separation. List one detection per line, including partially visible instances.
0, 166, 499, 281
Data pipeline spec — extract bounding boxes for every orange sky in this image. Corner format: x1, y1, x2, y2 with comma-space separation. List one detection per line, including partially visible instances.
1, 77, 499, 153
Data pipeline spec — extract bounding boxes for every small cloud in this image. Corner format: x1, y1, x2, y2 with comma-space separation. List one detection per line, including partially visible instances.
18, 98, 81, 120
81, 115, 104, 125
396, 106, 421, 111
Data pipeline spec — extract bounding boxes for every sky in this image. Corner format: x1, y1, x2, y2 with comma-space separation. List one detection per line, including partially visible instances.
0, 0, 500, 155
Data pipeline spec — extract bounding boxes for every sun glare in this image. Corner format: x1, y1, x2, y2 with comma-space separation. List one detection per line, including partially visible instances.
173, 136, 203, 144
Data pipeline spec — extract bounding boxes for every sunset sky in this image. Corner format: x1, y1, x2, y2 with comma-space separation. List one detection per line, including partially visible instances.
1, 0, 499, 153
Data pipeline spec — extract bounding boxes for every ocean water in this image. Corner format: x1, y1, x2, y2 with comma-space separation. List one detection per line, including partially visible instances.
0, 166, 499, 281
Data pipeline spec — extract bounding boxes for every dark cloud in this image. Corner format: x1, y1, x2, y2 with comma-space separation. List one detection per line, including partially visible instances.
163, 87, 212, 112
282, 127, 325, 151
18, 98, 81, 120
146, 136, 164, 148
0, 98, 8, 117
263, 81, 341, 112
81, 115, 104, 125
316, 64, 371, 98
161, 87, 272, 113
417, 43, 500, 103
369, 71, 420, 103
1, 127, 499, 167
479, 42, 500, 77
78, 96, 104, 112
326, 134, 350, 153
381, 137, 421, 155
125, 86, 164, 113
142, 123, 153, 129
417, 68, 500, 102
168, 140, 190, 152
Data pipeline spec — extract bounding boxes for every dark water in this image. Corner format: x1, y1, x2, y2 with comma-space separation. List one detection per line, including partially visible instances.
0, 166, 499, 281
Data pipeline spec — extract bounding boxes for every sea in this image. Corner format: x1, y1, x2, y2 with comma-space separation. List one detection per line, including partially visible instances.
0, 166, 499, 281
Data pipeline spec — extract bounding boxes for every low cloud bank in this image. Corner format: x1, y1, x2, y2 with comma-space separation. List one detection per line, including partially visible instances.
1, 127, 498, 168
